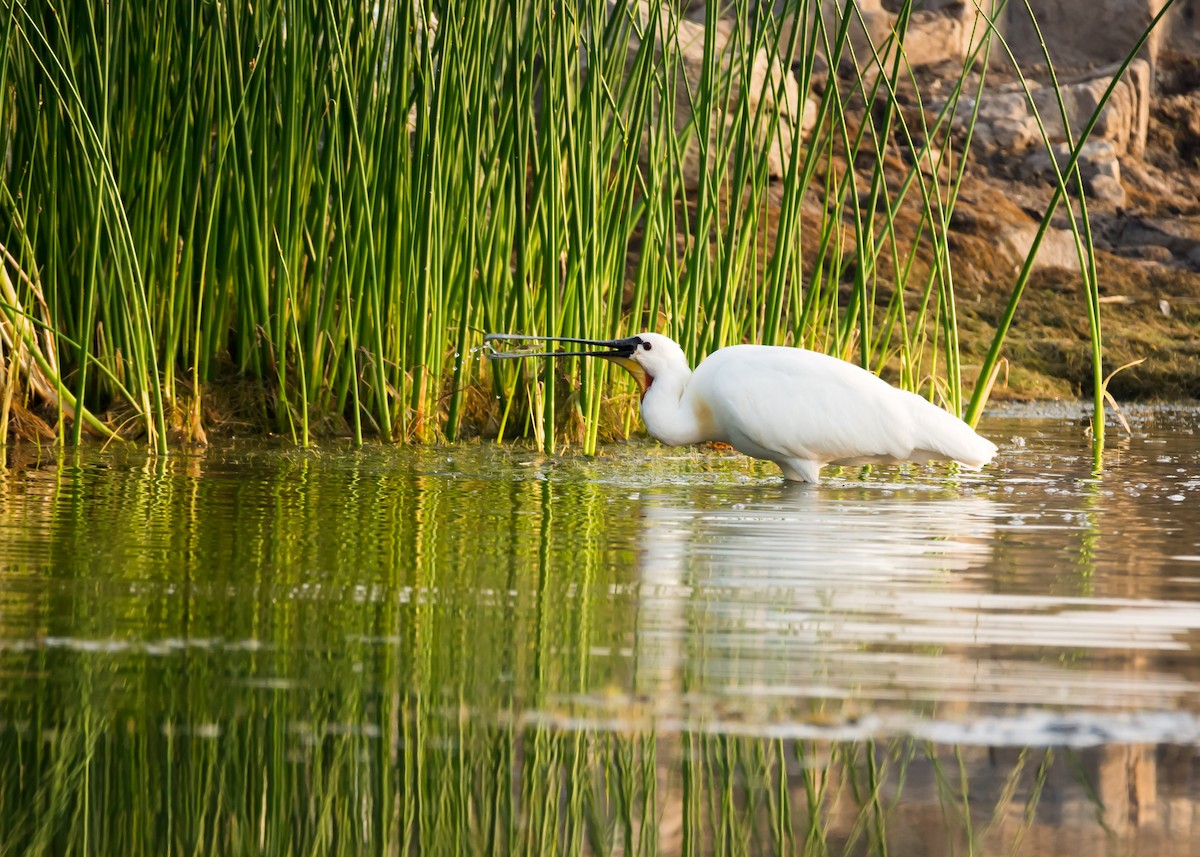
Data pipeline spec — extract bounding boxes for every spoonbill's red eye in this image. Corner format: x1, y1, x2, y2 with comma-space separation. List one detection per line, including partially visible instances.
643, 341, 652, 351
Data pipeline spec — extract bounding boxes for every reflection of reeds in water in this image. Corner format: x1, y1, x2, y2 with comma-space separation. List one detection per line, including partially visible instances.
2, 705, 1194, 856
2, 446, 1200, 854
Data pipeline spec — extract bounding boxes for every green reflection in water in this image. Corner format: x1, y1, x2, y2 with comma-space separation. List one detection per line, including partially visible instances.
4, 709, 1177, 856
0, 436, 1198, 855
0, 445, 632, 854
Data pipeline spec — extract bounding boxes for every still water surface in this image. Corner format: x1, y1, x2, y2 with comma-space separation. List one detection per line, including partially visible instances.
3, 404, 1200, 854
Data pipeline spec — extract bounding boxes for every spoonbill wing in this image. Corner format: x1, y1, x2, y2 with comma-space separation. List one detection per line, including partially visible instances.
694, 345, 993, 470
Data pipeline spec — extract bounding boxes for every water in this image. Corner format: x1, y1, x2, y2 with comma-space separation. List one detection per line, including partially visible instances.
3, 405, 1200, 854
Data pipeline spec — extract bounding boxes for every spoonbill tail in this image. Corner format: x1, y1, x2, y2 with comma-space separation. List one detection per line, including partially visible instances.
485, 332, 997, 483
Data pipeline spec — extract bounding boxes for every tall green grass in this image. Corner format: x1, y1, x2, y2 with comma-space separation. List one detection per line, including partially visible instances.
0, 0, 1175, 456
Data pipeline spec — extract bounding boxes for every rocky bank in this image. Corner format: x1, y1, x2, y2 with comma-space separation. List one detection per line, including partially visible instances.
690, 0, 1200, 401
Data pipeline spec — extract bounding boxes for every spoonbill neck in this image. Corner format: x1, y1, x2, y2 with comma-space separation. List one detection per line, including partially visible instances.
639, 368, 714, 447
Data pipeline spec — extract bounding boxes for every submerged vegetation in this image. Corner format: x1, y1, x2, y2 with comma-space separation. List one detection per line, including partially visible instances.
0, 0, 1174, 455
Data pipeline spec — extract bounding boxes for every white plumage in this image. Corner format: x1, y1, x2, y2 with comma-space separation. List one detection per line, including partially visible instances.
485, 331, 998, 483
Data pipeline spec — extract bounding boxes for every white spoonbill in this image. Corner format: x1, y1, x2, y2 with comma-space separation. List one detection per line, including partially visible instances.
485, 332, 997, 483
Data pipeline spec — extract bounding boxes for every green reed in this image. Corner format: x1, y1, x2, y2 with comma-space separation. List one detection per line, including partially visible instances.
0, 0, 1176, 456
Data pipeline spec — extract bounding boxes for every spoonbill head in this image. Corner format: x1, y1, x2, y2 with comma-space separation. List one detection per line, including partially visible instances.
485, 332, 997, 483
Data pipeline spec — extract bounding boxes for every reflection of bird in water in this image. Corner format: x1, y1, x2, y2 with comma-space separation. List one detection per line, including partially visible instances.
486, 332, 997, 482
632, 487, 1002, 714
637, 486, 998, 599
632, 486, 1200, 719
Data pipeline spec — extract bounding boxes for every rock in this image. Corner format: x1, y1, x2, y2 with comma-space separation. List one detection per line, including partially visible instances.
777, 1, 978, 86
1087, 174, 1127, 206
998, 224, 1083, 272
1021, 140, 1123, 199
773, 0, 882, 66
903, 142, 952, 180
841, 13, 899, 88
1126, 58, 1152, 158
898, 8, 972, 68
992, 115, 1040, 152
1019, 144, 1066, 180
964, 102, 1040, 153
1121, 244, 1177, 264
946, 60, 1151, 162
1002, 0, 1177, 70
978, 91, 1033, 124
971, 121, 997, 150
1113, 217, 1200, 268
629, 2, 812, 189
1088, 152, 1121, 182
1117, 217, 1200, 252
1121, 159, 1173, 196
1030, 86, 1077, 142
